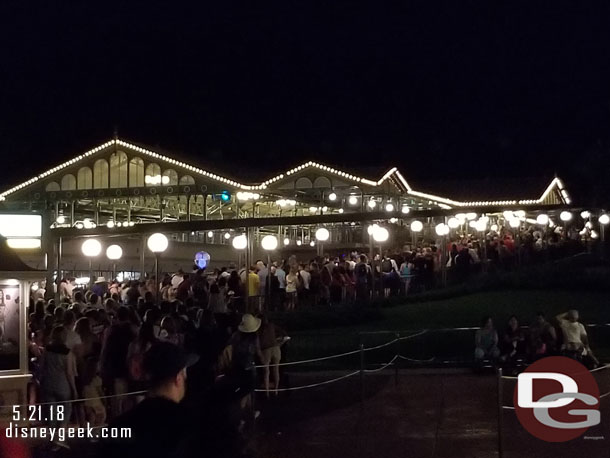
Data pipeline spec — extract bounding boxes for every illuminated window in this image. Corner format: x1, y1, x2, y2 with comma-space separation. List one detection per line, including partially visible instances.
93, 159, 109, 189
313, 176, 332, 189
61, 174, 76, 190
110, 151, 128, 188
162, 169, 178, 186
129, 157, 144, 187
145, 163, 161, 186
295, 177, 313, 189
179, 175, 195, 185
45, 181, 60, 192
77, 167, 93, 190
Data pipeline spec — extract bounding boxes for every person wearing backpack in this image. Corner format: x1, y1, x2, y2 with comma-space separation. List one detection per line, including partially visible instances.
355, 255, 370, 301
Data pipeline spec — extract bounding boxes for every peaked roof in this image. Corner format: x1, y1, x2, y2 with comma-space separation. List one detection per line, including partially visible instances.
0, 138, 570, 208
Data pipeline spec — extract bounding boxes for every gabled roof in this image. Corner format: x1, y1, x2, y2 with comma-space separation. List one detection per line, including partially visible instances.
0, 138, 570, 207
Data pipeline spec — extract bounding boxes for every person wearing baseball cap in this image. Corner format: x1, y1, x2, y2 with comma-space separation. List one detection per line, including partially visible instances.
100, 342, 199, 458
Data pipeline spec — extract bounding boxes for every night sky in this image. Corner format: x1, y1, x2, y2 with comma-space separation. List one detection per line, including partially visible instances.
2, 2, 610, 205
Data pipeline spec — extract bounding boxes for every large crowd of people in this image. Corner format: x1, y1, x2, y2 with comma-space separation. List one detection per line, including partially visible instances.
20, 222, 597, 454
29, 265, 297, 455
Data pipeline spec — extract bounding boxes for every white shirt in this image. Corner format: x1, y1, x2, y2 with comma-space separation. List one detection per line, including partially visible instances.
560, 321, 586, 345
65, 329, 82, 350
299, 270, 311, 290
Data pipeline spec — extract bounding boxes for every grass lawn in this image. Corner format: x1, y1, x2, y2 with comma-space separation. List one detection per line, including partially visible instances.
284, 289, 610, 367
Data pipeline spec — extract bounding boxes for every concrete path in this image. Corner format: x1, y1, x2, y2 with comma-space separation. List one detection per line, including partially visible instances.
256, 370, 609, 458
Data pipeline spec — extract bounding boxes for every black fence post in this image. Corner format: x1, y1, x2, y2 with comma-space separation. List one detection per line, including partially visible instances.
497, 367, 504, 458
395, 332, 400, 386
360, 343, 365, 406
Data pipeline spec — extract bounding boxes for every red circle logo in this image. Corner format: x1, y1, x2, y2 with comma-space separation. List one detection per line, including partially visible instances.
513, 356, 600, 442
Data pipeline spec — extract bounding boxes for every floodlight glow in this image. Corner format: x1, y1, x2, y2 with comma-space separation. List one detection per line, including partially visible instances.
349, 196, 358, 205
315, 228, 330, 241
147, 233, 169, 253
106, 244, 123, 260
536, 214, 549, 225
7, 238, 41, 249
81, 239, 102, 257
261, 235, 278, 251
373, 226, 389, 242
232, 234, 248, 250
448, 217, 460, 229
328, 192, 337, 201
560, 211, 572, 222
599, 214, 610, 225
410, 220, 423, 232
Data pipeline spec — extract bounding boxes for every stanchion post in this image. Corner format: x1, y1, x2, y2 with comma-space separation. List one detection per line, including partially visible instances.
394, 332, 400, 386
497, 367, 504, 458
360, 343, 365, 406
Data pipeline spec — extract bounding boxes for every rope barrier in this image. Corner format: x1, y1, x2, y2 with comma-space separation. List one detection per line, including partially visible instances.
364, 355, 399, 373
254, 331, 426, 368
397, 355, 435, 363
253, 370, 360, 392
0, 390, 147, 410
254, 348, 361, 368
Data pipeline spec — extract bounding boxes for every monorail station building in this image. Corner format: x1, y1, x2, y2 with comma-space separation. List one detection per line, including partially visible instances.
0, 136, 596, 290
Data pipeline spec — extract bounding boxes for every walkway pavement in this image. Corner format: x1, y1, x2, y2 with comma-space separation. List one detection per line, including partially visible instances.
256, 369, 609, 458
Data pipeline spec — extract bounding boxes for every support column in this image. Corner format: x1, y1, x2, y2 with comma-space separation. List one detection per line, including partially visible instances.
140, 235, 146, 280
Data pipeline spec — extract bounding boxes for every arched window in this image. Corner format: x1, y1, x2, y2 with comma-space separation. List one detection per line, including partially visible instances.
295, 177, 313, 189
313, 176, 332, 189
77, 167, 93, 190
45, 181, 60, 192
162, 169, 178, 185
61, 174, 76, 190
145, 163, 161, 186
179, 175, 195, 185
129, 157, 145, 187
110, 151, 128, 188
93, 159, 109, 189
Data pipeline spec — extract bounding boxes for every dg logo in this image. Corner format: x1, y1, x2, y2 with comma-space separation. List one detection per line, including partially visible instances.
514, 356, 600, 442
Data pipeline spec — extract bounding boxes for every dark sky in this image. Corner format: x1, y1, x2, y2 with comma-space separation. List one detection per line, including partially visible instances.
2, 1, 610, 204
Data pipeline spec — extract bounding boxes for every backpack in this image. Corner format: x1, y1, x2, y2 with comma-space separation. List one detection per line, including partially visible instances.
381, 259, 392, 273
355, 263, 368, 282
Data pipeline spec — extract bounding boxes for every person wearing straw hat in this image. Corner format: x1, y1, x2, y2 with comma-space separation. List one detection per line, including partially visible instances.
227, 314, 263, 414
91, 276, 108, 299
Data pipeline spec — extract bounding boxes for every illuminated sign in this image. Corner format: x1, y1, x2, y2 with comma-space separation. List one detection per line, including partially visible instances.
0, 214, 42, 250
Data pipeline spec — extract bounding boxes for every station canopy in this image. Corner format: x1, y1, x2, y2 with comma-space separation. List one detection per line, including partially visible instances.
0, 138, 571, 229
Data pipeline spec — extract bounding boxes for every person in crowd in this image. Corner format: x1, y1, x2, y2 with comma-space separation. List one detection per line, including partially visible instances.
275, 262, 287, 310
474, 317, 500, 363
39, 326, 77, 429
100, 306, 135, 418
258, 314, 287, 397
528, 312, 557, 359
101, 342, 198, 458
355, 255, 371, 301
247, 265, 260, 309
91, 277, 108, 299
159, 315, 184, 347
208, 283, 228, 315
256, 260, 268, 297
499, 315, 526, 363
399, 257, 413, 296
227, 314, 263, 415
227, 270, 242, 297
556, 310, 599, 367
285, 267, 300, 311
